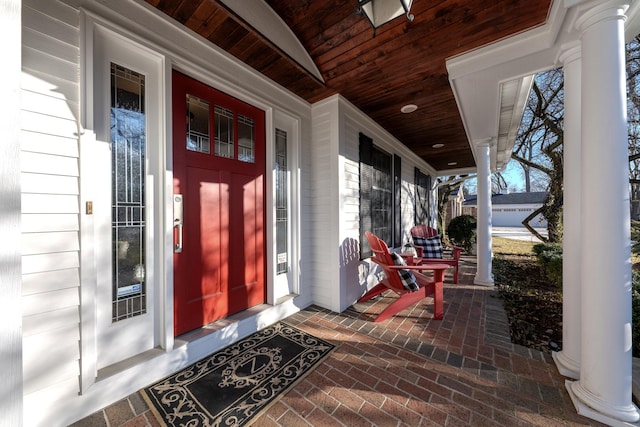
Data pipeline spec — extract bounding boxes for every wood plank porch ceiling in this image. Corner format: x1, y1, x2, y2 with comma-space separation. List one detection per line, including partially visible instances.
146, 0, 552, 171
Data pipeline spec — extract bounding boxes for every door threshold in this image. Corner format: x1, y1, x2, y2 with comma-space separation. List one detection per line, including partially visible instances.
174, 303, 272, 345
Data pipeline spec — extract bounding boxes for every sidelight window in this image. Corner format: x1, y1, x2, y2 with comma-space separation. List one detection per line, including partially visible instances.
110, 63, 147, 322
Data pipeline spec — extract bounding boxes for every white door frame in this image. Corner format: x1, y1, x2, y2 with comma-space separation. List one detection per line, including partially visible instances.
80, 15, 170, 387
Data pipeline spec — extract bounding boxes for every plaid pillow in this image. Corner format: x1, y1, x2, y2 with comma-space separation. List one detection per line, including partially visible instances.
413, 235, 443, 259
389, 252, 419, 292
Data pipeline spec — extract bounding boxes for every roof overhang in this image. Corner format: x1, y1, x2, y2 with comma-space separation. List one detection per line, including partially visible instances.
444, 0, 640, 178
445, 0, 568, 176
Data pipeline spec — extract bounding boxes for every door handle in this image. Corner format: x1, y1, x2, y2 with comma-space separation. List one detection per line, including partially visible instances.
173, 194, 183, 253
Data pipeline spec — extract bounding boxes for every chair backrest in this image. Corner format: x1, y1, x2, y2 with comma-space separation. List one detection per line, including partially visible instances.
410, 224, 439, 239
364, 231, 405, 292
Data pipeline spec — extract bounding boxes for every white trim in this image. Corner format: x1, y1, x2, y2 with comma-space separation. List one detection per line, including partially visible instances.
272, 110, 302, 302
67, 0, 310, 119
317, 94, 436, 175
218, 0, 324, 82
80, 15, 169, 376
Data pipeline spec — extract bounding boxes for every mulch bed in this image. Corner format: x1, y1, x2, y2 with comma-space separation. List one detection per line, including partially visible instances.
493, 255, 563, 353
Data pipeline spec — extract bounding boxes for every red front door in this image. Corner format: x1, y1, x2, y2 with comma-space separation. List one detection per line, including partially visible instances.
172, 71, 265, 336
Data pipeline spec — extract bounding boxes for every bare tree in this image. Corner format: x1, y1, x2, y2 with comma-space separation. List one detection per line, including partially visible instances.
627, 36, 640, 219
511, 68, 564, 242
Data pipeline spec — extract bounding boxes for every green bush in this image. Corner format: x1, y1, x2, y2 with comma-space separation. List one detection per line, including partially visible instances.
532, 243, 563, 287
447, 215, 477, 253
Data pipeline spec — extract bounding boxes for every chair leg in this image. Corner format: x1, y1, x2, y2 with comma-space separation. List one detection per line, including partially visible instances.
453, 264, 459, 284
357, 282, 388, 303
433, 280, 443, 320
373, 287, 428, 323
431, 269, 444, 320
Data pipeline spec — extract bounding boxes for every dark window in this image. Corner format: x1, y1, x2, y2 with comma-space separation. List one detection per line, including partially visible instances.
414, 167, 431, 225
360, 133, 401, 258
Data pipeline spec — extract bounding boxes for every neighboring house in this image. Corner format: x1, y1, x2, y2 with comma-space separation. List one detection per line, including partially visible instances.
2, 1, 639, 426
444, 187, 465, 226
464, 191, 549, 228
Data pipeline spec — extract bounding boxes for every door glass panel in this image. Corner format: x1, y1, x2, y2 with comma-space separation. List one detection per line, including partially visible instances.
186, 94, 210, 153
238, 114, 255, 163
214, 105, 234, 158
275, 128, 288, 274
110, 62, 147, 322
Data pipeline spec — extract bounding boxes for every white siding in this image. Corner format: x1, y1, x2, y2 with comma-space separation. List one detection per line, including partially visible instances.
21, 0, 82, 411
338, 97, 438, 310
309, 103, 340, 311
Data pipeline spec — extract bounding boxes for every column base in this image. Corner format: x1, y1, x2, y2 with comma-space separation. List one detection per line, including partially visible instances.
566, 380, 640, 426
473, 275, 494, 287
552, 351, 580, 380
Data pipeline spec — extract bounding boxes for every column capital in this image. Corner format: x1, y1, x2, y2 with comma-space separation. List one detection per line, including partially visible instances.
573, 0, 629, 33
473, 137, 496, 149
556, 41, 581, 66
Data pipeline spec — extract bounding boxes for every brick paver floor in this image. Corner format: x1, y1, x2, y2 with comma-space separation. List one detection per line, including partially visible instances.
71, 258, 606, 427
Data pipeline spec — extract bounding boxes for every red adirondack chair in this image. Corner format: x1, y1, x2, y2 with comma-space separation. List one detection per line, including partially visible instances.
410, 224, 463, 284
358, 231, 446, 322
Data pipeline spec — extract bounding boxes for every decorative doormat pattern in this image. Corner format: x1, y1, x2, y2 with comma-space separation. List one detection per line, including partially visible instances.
142, 322, 335, 426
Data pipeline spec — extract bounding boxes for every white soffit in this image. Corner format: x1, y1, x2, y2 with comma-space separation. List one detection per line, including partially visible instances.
445, 0, 571, 170
219, 0, 324, 82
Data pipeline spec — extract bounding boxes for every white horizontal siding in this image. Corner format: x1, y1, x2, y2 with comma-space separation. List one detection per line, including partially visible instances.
22, 194, 79, 214
23, 325, 79, 368
21, 88, 79, 121
22, 287, 80, 317
341, 115, 372, 307
21, 110, 80, 140
22, 251, 79, 275
23, 306, 79, 337
22, 213, 79, 232
21, 130, 79, 157
20, 0, 83, 410
22, 71, 79, 106
22, 268, 80, 296
309, 106, 338, 310
22, 172, 79, 194
22, 231, 80, 255
23, 0, 80, 44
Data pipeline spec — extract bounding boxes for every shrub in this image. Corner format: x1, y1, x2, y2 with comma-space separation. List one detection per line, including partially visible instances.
633, 270, 640, 358
532, 243, 563, 287
447, 215, 477, 253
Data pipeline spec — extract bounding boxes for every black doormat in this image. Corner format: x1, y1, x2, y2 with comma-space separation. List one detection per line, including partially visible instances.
142, 322, 335, 426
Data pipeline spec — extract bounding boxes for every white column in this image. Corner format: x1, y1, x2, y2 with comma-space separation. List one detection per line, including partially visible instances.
0, 0, 23, 425
566, 2, 640, 424
474, 140, 494, 286
553, 42, 581, 380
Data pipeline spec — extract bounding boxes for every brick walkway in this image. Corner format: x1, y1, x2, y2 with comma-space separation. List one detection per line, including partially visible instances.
72, 259, 606, 427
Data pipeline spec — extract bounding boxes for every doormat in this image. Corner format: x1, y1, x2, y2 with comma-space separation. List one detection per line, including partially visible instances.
142, 322, 335, 426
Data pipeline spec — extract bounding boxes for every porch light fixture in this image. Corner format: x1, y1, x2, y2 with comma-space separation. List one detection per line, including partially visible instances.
432, 143, 444, 148
356, 0, 414, 37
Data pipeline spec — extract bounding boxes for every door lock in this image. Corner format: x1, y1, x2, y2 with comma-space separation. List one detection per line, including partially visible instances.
173, 194, 183, 253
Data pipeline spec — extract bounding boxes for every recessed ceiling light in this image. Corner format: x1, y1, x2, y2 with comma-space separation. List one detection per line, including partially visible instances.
432, 143, 444, 148
448, 162, 458, 166
401, 104, 418, 114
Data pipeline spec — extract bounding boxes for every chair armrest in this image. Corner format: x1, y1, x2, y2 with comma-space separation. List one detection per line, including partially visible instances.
449, 246, 464, 259
386, 264, 449, 273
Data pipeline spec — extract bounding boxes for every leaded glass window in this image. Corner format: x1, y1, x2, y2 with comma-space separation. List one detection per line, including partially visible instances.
110, 63, 147, 322
238, 114, 255, 163
214, 105, 234, 158
275, 128, 288, 274
186, 94, 210, 153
